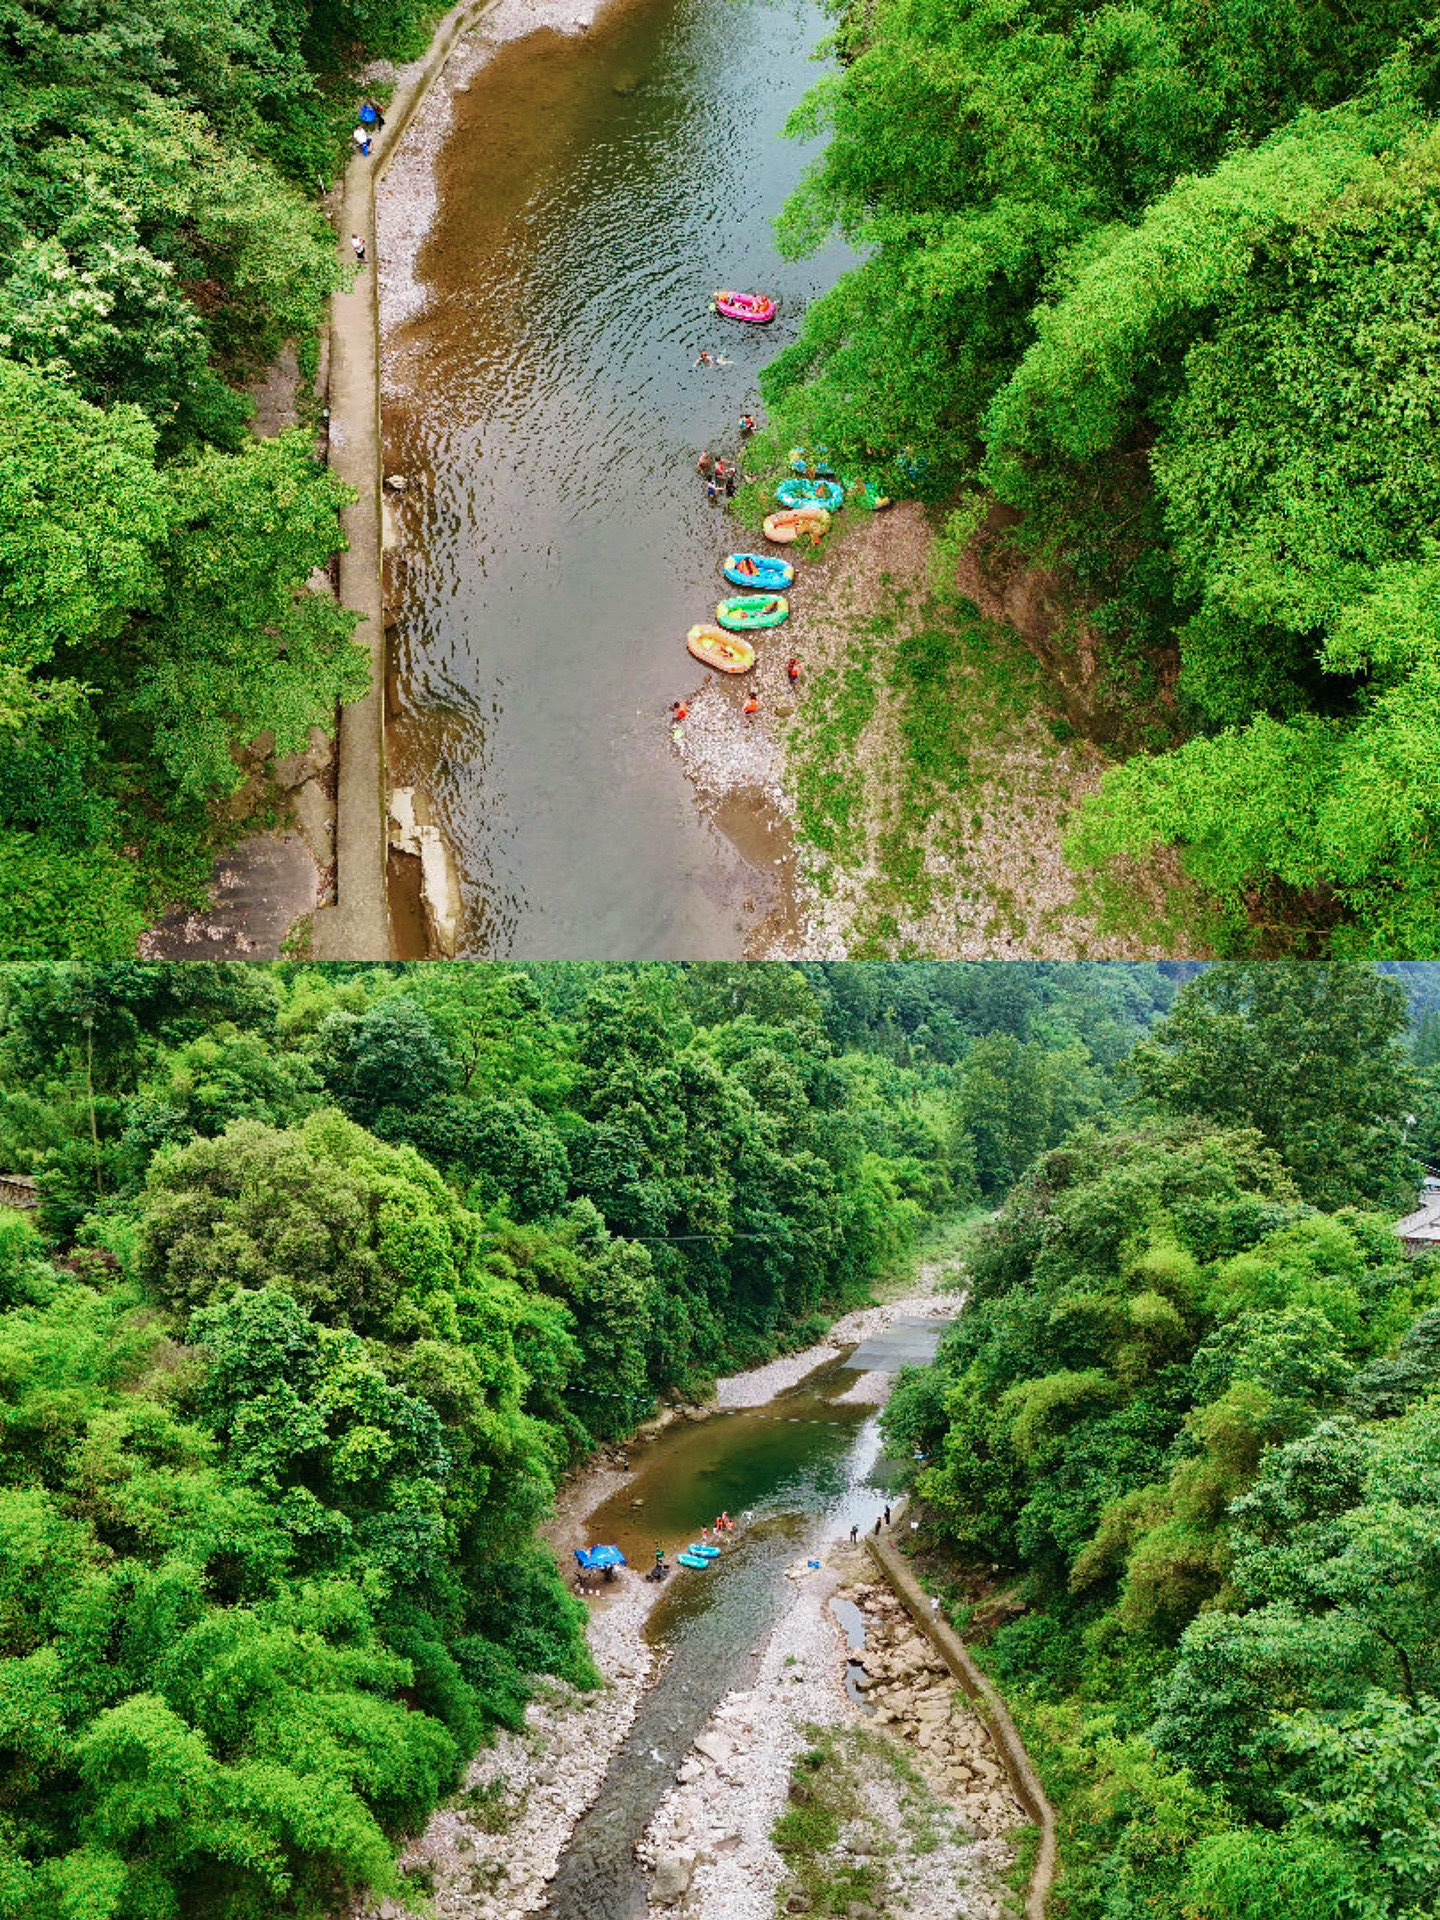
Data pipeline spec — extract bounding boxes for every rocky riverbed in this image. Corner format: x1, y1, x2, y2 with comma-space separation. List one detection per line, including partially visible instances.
636, 1545, 1021, 1919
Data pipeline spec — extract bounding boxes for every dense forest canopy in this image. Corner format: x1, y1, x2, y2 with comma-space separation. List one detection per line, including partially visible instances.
883, 961, 1440, 1918
0, 0, 444, 954
1, 960, 1436, 1914
765, 0, 1440, 952
0, 959, 1198, 1918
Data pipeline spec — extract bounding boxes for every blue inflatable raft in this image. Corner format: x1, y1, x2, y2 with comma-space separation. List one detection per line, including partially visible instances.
776, 477, 844, 512
724, 553, 794, 591
677, 1551, 710, 1569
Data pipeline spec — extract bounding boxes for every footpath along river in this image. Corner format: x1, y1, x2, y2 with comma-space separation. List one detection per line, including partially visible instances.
379, 0, 852, 956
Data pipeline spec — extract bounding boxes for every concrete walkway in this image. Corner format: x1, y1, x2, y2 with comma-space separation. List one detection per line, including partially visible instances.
867, 1520, 1057, 1920
313, 0, 495, 959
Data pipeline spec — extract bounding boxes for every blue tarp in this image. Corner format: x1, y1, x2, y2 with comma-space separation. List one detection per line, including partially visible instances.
574, 1545, 626, 1570
358, 103, 379, 125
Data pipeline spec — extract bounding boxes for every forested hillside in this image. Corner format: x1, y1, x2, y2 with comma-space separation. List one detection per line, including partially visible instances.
884, 963, 1440, 1917
0, 960, 1181, 1917
0, 0, 441, 955
765, 0, 1440, 953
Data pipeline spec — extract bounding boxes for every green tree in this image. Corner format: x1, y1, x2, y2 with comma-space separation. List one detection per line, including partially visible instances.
1130, 964, 1422, 1208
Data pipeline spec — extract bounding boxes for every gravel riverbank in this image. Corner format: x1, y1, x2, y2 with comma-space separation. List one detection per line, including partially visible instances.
637, 1545, 1022, 1920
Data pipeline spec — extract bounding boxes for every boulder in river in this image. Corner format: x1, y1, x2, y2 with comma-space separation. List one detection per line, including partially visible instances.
652, 1850, 695, 1901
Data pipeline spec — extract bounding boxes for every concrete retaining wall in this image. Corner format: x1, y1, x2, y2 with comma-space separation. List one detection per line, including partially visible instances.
314, 0, 493, 959
866, 1527, 1057, 1920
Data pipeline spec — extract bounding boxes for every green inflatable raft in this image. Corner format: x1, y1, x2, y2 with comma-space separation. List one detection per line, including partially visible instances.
716, 593, 790, 631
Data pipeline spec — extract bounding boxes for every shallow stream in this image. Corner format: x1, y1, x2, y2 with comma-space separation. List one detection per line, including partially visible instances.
543, 1320, 949, 1919
382, 0, 851, 955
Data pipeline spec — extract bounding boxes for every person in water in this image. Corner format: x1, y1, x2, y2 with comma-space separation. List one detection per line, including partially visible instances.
724, 470, 736, 498
695, 349, 713, 367
671, 699, 689, 722
706, 477, 718, 504
697, 449, 712, 476
739, 413, 757, 435
787, 657, 800, 682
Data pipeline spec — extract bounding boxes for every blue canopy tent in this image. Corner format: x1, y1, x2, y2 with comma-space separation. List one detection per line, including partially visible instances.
574, 1545, 626, 1569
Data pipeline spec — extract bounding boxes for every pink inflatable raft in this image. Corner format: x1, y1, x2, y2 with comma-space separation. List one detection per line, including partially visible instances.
712, 288, 776, 325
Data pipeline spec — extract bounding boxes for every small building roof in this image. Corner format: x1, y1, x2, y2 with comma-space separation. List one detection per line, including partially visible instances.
0, 1174, 37, 1210
1395, 1196, 1440, 1247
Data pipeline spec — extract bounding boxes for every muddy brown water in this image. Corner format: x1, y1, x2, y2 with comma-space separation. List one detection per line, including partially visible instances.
382, 0, 851, 955
544, 1319, 950, 1919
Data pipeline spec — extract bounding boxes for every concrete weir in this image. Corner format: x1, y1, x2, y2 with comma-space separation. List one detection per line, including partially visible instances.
313, 0, 491, 960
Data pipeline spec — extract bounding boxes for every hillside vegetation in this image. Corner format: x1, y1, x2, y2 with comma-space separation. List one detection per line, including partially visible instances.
0, 960, 1185, 1918
765, 0, 1440, 953
883, 962, 1440, 1918
0, 0, 445, 954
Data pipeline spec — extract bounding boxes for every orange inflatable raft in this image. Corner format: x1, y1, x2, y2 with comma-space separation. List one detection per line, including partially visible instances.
763, 505, 830, 544
687, 625, 756, 674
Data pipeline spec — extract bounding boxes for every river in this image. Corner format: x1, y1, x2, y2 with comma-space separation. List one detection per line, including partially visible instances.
542, 1318, 951, 1919
380, 0, 851, 957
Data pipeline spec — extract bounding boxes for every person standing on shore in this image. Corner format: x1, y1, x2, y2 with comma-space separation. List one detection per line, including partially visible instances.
849, 1523, 859, 1544
884, 1505, 891, 1527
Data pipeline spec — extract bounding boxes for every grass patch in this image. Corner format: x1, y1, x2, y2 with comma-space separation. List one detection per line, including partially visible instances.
791, 658, 877, 862
772, 1726, 887, 1918
450, 1777, 520, 1834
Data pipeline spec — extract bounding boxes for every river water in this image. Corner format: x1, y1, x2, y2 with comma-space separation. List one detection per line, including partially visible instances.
382, 0, 851, 956
543, 1318, 951, 1920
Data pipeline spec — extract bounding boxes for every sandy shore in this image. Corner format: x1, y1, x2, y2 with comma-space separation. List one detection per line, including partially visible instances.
373, 0, 611, 355
714, 1263, 963, 1409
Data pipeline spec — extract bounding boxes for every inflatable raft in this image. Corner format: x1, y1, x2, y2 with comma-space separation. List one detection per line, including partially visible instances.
717, 593, 789, 632
763, 506, 830, 544
687, 624, 756, 673
712, 289, 775, 324
724, 552, 794, 591
687, 1543, 721, 1560
677, 1551, 710, 1570
776, 476, 844, 512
